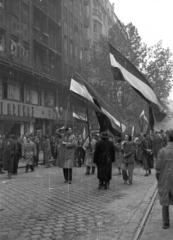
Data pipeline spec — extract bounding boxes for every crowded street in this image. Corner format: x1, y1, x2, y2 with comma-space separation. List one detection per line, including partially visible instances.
0, 160, 157, 240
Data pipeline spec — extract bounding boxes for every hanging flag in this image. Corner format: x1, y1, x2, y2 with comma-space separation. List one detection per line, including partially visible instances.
109, 43, 166, 123
55, 106, 60, 120
73, 112, 87, 123
70, 73, 125, 136
138, 110, 149, 134
82, 126, 86, 140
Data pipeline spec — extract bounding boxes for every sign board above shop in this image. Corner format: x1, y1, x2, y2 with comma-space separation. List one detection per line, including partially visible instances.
0, 100, 57, 120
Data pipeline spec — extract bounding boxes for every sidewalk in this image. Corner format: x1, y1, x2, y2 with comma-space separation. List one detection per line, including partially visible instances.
140, 197, 173, 240
0, 165, 157, 240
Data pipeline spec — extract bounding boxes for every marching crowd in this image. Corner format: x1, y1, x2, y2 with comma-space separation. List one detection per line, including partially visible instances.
0, 127, 168, 186
0, 127, 173, 229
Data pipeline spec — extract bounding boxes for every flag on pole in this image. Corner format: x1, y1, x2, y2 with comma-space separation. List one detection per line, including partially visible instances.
82, 126, 86, 140
138, 110, 149, 134
73, 112, 87, 123
70, 74, 125, 136
55, 106, 60, 119
109, 43, 166, 125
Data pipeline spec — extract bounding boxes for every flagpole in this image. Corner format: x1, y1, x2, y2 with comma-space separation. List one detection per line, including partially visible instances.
72, 106, 75, 135
65, 102, 70, 128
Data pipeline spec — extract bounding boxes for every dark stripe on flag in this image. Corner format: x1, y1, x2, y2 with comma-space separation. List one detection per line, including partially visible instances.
109, 43, 166, 122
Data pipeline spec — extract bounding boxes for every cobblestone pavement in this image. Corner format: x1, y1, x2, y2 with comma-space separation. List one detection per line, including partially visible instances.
140, 197, 173, 240
0, 165, 157, 240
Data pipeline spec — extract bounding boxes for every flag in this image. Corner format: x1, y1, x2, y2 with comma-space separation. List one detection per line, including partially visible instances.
82, 126, 86, 140
138, 110, 149, 134
109, 43, 167, 123
73, 112, 87, 123
55, 106, 60, 119
131, 126, 135, 139
70, 73, 125, 136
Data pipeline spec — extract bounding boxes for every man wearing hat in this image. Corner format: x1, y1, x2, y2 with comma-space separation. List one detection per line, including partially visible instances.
22, 136, 36, 173
155, 129, 173, 229
94, 131, 115, 190
2, 134, 17, 179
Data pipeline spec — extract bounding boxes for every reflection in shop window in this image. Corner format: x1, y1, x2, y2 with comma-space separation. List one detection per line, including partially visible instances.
8, 83, 20, 101
0, 30, 5, 51
11, 36, 18, 58
44, 91, 54, 107
26, 87, 39, 105
21, 41, 29, 62
0, 0, 4, 8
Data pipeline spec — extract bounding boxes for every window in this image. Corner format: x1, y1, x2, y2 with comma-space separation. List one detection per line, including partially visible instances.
45, 91, 55, 107
3, 82, 7, 99
64, 37, 67, 63
22, 3, 29, 24
63, 7, 67, 22
11, 36, 18, 58
20, 84, 24, 102
0, 30, 5, 51
93, 20, 97, 32
0, 0, 4, 8
8, 83, 20, 101
21, 41, 29, 62
26, 87, 39, 105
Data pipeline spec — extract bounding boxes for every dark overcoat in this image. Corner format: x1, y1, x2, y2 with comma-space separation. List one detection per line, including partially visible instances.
155, 143, 173, 206
2, 139, 16, 172
94, 139, 115, 182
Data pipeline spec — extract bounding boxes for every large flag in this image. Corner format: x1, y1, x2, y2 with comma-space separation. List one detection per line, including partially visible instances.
109, 43, 167, 124
73, 112, 87, 123
138, 110, 149, 134
70, 73, 126, 136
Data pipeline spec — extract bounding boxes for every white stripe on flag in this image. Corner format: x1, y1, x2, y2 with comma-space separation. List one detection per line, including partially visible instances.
110, 53, 164, 112
73, 112, 87, 121
70, 79, 94, 103
101, 107, 126, 132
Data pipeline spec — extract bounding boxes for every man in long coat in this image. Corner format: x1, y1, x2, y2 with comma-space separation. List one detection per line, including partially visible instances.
2, 135, 17, 179
42, 135, 51, 168
121, 134, 135, 185
94, 131, 115, 190
57, 127, 77, 184
155, 129, 173, 229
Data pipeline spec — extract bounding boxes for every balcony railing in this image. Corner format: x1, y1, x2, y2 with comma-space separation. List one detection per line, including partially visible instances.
93, 8, 102, 21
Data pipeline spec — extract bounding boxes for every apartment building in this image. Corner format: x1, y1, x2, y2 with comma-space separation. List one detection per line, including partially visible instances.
0, 0, 66, 136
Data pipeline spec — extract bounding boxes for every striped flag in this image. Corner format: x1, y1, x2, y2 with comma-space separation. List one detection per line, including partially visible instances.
109, 43, 166, 125
73, 112, 87, 123
70, 74, 125, 136
82, 126, 86, 140
138, 110, 149, 134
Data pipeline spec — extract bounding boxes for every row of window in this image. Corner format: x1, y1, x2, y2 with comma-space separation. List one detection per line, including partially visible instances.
1, 82, 56, 108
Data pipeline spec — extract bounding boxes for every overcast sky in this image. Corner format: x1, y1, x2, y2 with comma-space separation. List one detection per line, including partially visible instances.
110, 0, 173, 52
110, 0, 173, 100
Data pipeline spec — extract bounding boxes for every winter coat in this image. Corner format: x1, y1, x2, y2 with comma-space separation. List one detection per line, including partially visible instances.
83, 138, 96, 167
153, 134, 163, 158
22, 142, 36, 166
94, 139, 115, 182
2, 139, 16, 171
141, 138, 154, 169
134, 137, 143, 161
63, 134, 77, 169
122, 141, 134, 164
56, 138, 65, 168
155, 143, 173, 206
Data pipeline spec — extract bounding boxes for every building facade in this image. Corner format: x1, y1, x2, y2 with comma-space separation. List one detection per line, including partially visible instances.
0, 0, 118, 137
0, 0, 68, 137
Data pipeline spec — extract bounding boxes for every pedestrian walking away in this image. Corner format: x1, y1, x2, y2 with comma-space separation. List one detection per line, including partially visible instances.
155, 129, 173, 229
94, 131, 115, 190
